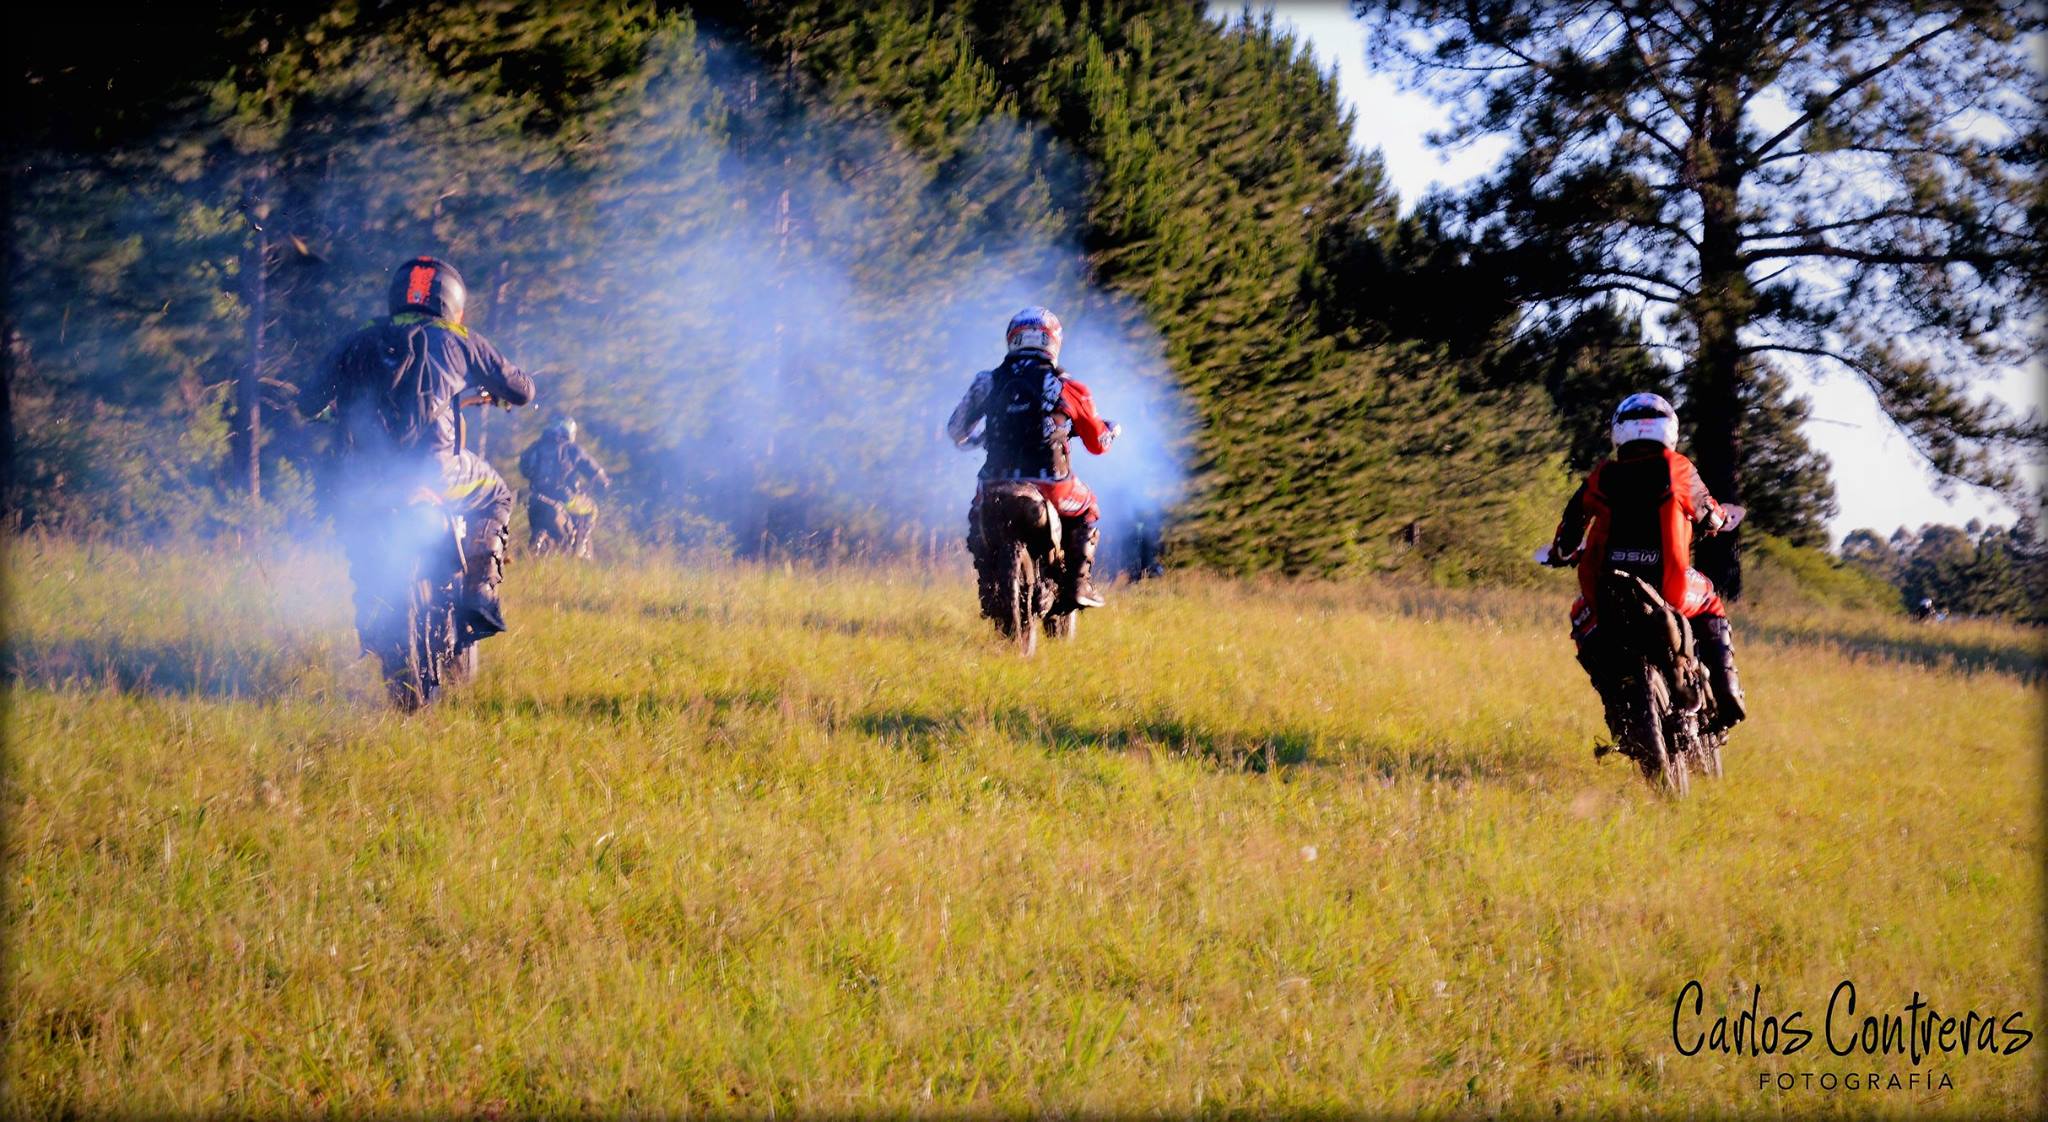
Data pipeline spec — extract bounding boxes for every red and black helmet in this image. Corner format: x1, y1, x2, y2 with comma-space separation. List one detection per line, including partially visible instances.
387, 255, 467, 323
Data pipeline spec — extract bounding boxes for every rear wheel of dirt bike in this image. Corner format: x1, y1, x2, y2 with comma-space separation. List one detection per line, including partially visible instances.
1663, 737, 1692, 798
1009, 541, 1039, 656
1647, 671, 1691, 798
977, 559, 1005, 634
1697, 733, 1724, 780
1045, 610, 1077, 640
382, 577, 435, 712
445, 631, 480, 687
429, 590, 460, 692
1625, 668, 1671, 790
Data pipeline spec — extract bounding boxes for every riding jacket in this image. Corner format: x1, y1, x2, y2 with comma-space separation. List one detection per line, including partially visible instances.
1551, 443, 1728, 614
300, 314, 534, 458
519, 435, 609, 501
946, 354, 1114, 482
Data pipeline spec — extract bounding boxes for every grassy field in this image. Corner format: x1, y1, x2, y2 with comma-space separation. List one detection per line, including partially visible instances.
5, 536, 2043, 1116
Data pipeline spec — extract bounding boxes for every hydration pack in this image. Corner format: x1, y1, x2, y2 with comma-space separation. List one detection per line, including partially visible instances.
335, 315, 466, 456
980, 354, 1069, 480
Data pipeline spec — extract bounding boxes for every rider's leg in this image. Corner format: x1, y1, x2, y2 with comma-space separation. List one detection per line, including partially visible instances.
1572, 598, 1627, 738
526, 498, 550, 551
575, 507, 597, 560
1059, 517, 1105, 608
965, 487, 991, 589
1678, 569, 1744, 733
1038, 477, 1105, 609
443, 452, 514, 637
1692, 613, 1746, 734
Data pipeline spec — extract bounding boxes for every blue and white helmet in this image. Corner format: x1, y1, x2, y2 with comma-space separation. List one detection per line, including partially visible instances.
1005, 306, 1063, 364
1612, 392, 1678, 449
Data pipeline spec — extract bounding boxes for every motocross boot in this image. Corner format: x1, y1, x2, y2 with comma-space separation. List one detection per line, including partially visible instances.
1693, 615, 1747, 734
460, 520, 510, 639
1061, 518, 1105, 609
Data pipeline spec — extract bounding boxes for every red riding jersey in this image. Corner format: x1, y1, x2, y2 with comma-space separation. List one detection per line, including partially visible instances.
1551, 445, 1728, 619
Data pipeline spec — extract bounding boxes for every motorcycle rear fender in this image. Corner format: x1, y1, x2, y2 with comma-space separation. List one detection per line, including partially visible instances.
978, 481, 1063, 553
1600, 568, 1689, 665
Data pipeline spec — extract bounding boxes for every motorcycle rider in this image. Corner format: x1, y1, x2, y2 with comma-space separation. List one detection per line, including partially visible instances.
1547, 393, 1747, 736
519, 415, 610, 558
299, 255, 534, 640
947, 306, 1120, 609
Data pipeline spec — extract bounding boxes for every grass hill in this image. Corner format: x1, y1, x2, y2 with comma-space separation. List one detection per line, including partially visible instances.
6, 537, 2041, 1114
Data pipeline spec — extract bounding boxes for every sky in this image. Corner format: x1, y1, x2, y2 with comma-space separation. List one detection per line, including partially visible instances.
1264, 2, 2044, 542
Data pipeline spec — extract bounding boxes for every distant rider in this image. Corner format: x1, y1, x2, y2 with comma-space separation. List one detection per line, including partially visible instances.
947, 306, 1120, 609
519, 416, 610, 558
299, 255, 534, 639
1547, 393, 1747, 735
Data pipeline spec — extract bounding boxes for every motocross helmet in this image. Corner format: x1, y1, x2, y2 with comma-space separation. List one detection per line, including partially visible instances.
388, 255, 467, 324
1612, 392, 1678, 449
549, 416, 577, 442
1005, 306, 1063, 365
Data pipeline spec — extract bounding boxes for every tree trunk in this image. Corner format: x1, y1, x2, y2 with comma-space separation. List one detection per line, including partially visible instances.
1687, 20, 1750, 598
237, 167, 270, 504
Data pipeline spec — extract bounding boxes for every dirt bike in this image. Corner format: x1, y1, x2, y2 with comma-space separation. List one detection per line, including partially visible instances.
354, 390, 502, 711
360, 495, 474, 712
529, 491, 598, 559
1538, 504, 1745, 797
973, 481, 1078, 656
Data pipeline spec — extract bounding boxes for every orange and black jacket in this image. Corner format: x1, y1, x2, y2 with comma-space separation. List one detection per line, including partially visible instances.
1551, 444, 1727, 610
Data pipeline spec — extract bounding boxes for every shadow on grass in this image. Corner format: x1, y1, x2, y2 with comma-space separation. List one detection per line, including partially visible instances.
795, 609, 954, 642
3, 634, 334, 699
468, 685, 782, 723
1746, 620, 2044, 682
851, 705, 1523, 781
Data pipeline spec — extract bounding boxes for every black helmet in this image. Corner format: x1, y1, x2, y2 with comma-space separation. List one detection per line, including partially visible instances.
388, 255, 467, 323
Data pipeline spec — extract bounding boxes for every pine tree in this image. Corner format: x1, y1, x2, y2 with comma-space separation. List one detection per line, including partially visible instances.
1357, 1, 2045, 595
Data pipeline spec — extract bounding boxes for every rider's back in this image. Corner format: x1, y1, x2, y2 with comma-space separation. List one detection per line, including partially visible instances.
520, 437, 592, 497
979, 354, 1070, 481
1592, 452, 1678, 564
1580, 444, 1711, 604
315, 314, 533, 459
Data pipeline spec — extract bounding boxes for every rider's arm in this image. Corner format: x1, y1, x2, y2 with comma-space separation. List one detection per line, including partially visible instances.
1672, 453, 1728, 530
1059, 377, 1115, 454
572, 445, 610, 488
463, 333, 536, 407
297, 336, 351, 419
1549, 481, 1590, 561
945, 371, 992, 447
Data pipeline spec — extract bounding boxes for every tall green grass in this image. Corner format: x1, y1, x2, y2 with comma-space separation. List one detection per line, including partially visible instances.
5, 536, 2042, 1116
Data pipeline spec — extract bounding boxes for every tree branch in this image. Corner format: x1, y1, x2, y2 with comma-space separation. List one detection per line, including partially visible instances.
1594, 264, 1694, 296
1570, 278, 1685, 304
1743, 241, 2008, 265
1743, 206, 1942, 240
1490, 38, 1691, 161
1747, 16, 1966, 166
1610, 4, 1693, 123
1752, 141, 1980, 168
